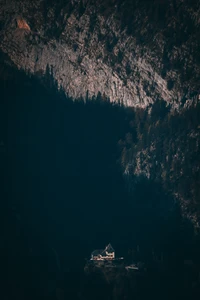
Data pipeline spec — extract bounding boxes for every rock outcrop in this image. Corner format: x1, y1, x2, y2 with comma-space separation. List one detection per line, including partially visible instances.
0, 0, 199, 107
16, 18, 31, 31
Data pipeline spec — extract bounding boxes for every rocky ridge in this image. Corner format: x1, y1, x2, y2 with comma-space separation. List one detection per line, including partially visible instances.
0, 0, 200, 107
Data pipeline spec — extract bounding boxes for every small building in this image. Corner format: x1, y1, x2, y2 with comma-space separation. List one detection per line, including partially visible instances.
90, 243, 115, 261
125, 264, 139, 271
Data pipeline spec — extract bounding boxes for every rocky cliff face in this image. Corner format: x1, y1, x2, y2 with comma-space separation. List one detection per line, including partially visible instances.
0, 0, 200, 107
119, 101, 200, 228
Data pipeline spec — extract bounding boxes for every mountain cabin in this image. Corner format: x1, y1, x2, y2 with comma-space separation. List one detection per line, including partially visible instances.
90, 243, 115, 261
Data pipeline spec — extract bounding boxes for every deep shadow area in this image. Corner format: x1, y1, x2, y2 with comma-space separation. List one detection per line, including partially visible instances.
0, 61, 200, 299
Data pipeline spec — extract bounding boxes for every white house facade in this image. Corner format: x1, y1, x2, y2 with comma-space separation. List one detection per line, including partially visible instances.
90, 244, 115, 261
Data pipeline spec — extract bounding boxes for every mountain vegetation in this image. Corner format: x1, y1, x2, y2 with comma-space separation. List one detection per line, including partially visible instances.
119, 99, 200, 228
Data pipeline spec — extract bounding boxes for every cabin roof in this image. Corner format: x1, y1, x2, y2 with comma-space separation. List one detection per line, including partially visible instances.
91, 249, 104, 256
105, 243, 114, 253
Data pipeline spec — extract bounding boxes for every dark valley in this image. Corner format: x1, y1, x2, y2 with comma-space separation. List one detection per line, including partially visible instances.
1, 54, 200, 300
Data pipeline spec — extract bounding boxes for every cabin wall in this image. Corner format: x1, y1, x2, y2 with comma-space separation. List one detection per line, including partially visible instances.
91, 252, 115, 261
